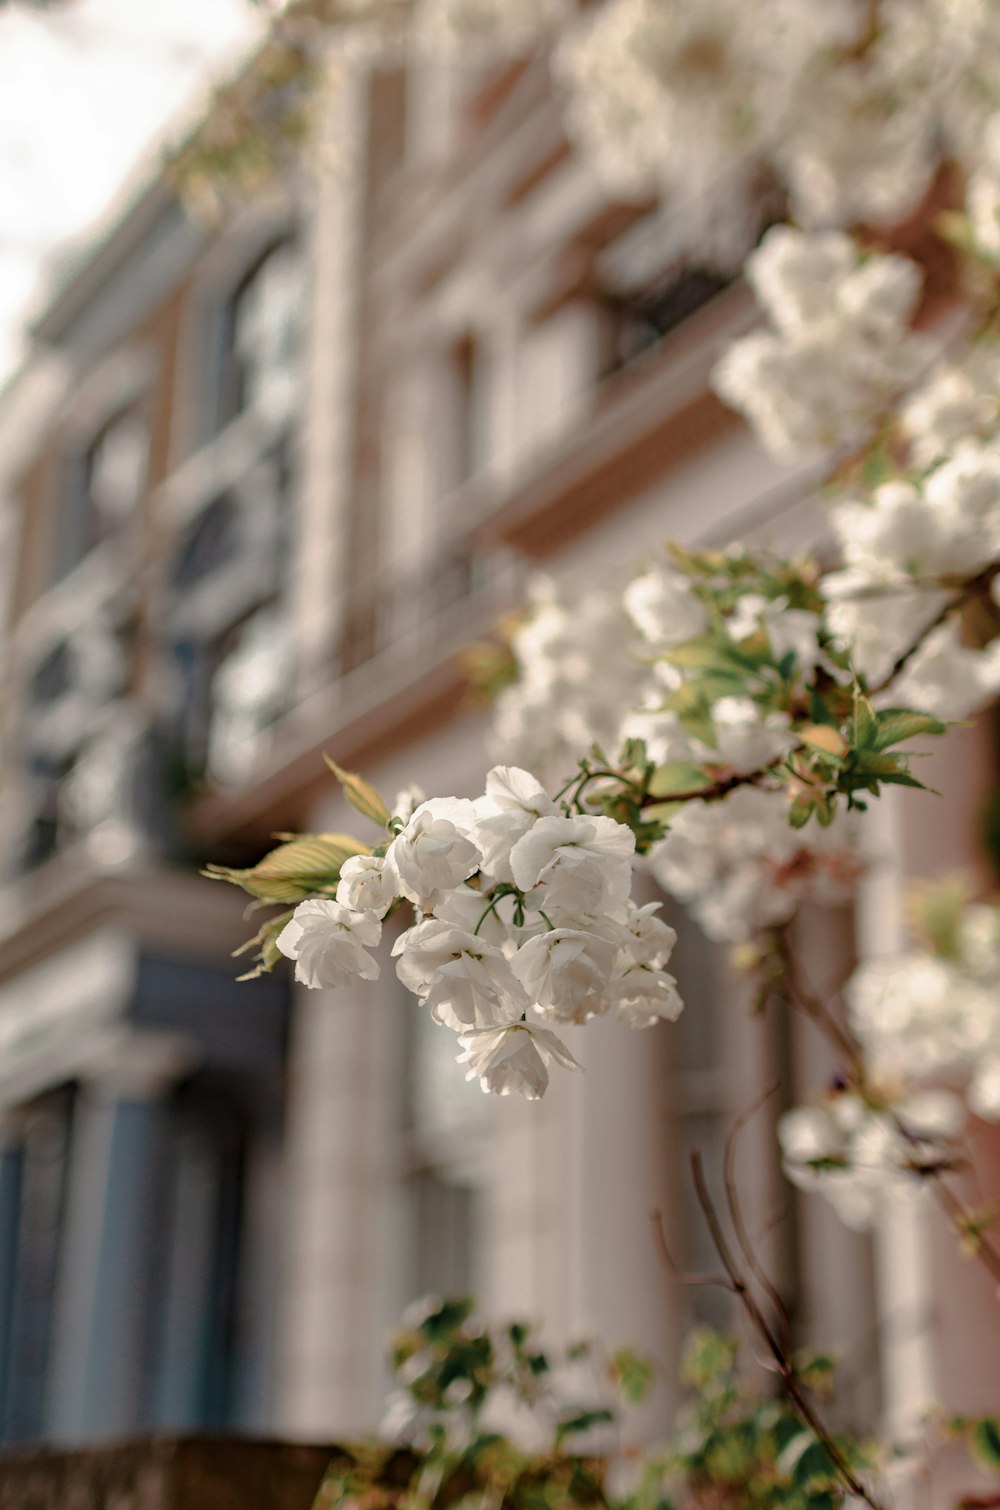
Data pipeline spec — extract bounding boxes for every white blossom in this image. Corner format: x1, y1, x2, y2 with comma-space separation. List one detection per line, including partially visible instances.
393, 919, 528, 1030
890, 621, 1000, 721
901, 365, 998, 467
511, 927, 617, 1024
713, 230, 929, 461
707, 697, 795, 774
336, 854, 398, 917
386, 797, 482, 908
457, 1021, 581, 1099
472, 766, 558, 884
277, 899, 382, 990
414, 0, 568, 53
648, 786, 862, 942
968, 114, 1000, 262
779, 1087, 966, 1230
510, 814, 636, 917
623, 567, 707, 646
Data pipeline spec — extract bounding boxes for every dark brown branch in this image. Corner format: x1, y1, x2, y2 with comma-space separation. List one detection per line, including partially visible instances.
689, 1150, 886, 1510
722, 1084, 793, 1361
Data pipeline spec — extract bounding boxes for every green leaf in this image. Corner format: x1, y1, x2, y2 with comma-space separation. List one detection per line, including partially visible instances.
648, 762, 713, 798
554, 1409, 615, 1446
870, 709, 947, 751
324, 757, 392, 827
232, 907, 296, 980
852, 688, 879, 750
613, 1348, 654, 1404
205, 832, 370, 902
972, 1416, 1000, 1469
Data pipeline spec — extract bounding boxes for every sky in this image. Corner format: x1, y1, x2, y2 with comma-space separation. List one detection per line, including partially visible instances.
0, 0, 260, 381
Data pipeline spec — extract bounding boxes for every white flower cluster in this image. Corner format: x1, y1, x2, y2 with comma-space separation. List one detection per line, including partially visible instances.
849, 910, 1000, 1123
492, 577, 655, 785
413, 0, 569, 53
780, 899, 1000, 1228
713, 228, 930, 462
648, 786, 862, 945
554, 0, 1000, 232
823, 419, 1000, 713
624, 565, 863, 942
779, 1086, 965, 1230
277, 767, 682, 1100
494, 563, 866, 945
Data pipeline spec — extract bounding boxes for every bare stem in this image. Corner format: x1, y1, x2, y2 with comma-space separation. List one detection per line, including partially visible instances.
689, 1150, 886, 1510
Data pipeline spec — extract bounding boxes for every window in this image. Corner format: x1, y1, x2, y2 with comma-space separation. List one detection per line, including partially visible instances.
206, 609, 293, 785
55, 408, 148, 581
399, 977, 493, 1305
216, 241, 304, 432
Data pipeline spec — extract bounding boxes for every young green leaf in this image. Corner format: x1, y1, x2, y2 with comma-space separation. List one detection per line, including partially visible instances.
324, 757, 392, 827
205, 832, 370, 902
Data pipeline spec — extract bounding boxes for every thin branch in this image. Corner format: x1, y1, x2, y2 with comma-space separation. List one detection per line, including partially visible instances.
869, 561, 1000, 695
649, 1209, 735, 1291
723, 1084, 793, 1361
689, 1149, 887, 1510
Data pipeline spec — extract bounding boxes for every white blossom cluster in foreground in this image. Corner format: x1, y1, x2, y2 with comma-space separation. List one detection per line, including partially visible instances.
276, 768, 682, 1100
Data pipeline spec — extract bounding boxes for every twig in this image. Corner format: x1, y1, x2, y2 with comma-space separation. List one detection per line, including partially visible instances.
689, 1150, 887, 1510
722, 1084, 793, 1361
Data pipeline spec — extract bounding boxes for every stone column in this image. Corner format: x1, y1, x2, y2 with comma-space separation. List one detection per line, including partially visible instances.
46, 1032, 197, 1442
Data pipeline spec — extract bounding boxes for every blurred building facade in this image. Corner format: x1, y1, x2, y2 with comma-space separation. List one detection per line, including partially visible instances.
0, 42, 996, 1457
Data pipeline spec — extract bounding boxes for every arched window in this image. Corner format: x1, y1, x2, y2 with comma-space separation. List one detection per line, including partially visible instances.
55, 408, 148, 581
215, 240, 304, 434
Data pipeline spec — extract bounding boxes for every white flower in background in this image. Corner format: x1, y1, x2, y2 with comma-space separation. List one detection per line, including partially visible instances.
336, 854, 398, 917
618, 702, 697, 766
776, 45, 939, 229
472, 766, 558, 884
849, 953, 995, 1083
623, 567, 708, 646
890, 621, 1000, 721
901, 364, 998, 467
511, 927, 617, 1024
458, 1020, 581, 1099
832, 482, 943, 581
779, 1086, 966, 1230
848, 921, 1000, 1123
649, 786, 862, 942
510, 814, 636, 917
277, 899, 382, 989
967, 113, 1000, 263
387, 797, 482, 908
970, 1060, 1000, 1119
922, 440, 1000, 574
414, 0, 568, 52
707, 697, 795, 774
726, 594, 825, 674
745, 227, 857, 332
821, 571, 946, 686
553, 0, 825, 199
493, 578, 652, 783
713, 230, 929, 461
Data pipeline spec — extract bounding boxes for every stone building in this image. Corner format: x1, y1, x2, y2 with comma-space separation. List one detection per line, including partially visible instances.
0, 38, 995, 1459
